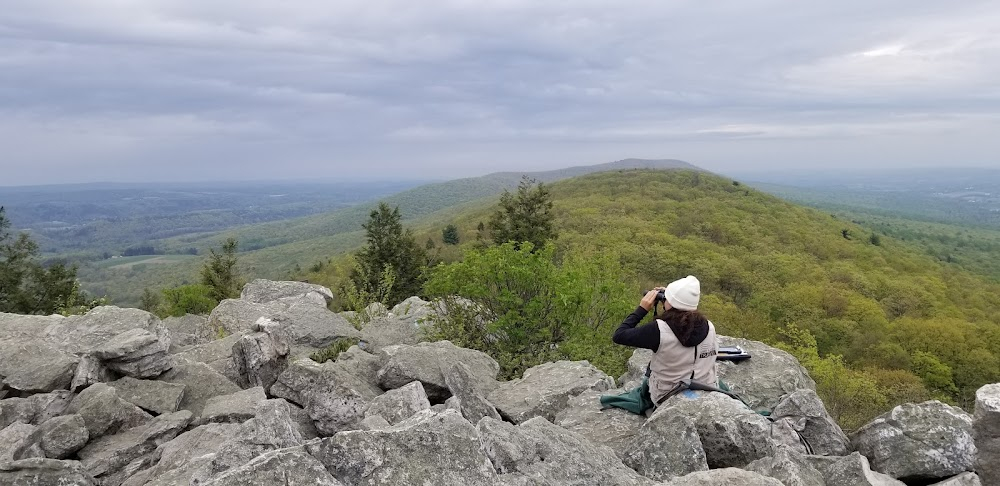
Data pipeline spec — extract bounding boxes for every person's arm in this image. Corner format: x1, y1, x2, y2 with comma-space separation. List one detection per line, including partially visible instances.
612, 306, 660, 351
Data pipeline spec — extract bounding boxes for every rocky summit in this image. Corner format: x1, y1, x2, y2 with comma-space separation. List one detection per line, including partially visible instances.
0, 279, 996, 485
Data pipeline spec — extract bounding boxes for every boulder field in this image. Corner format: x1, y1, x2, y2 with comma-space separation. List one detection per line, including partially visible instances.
0, 278, 994, 485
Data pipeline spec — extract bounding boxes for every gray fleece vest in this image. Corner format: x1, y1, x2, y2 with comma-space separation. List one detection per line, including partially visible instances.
649, 319, 719, 404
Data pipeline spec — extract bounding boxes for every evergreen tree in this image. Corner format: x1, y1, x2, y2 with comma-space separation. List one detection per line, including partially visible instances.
351, 202, 426, 306
442, 224, 460, 245
0, 206, 87, 314
488, 176, 557, 249
200, 237, 243, 302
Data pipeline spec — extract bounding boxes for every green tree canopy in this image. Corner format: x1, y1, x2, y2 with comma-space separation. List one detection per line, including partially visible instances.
488, 176, 557, 249
442, 224, 460, 245
200, 237, 243, 302
351, 202, 426, 306
0, 206, 89, 314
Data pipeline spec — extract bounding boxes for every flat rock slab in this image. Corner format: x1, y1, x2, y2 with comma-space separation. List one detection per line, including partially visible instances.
852, 400, 975, 481
0, 391, 74, 428
109, 376, 185, 415
488, 360, 615, 423
554, 389, 645, 459
240, 279, 334, 304
623, 411, 707, 481
478, 416, 651, 486
200, 386, 267, 424
207, 299, 286, 341
93, 328, 172, 378
199, 446, 342, 485
376, 341, 500, 402
929, 472, 982, 486
0, 339, 79, 392
306, 409, 497, 485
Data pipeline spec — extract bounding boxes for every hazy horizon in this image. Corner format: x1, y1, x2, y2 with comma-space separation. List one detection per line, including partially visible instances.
2, 1, 999, 185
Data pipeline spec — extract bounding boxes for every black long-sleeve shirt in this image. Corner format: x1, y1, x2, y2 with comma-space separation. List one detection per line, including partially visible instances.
612, 306, 661, 351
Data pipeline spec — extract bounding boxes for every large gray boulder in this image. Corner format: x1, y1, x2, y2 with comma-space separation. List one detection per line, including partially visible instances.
0, 391, 74, 430
555, 389, 645, 459
0, 458, 96, 486
65, 383, 152, 440
771, 388, 850, 456
270, 358, 381, 436
60, 307, 163, 353
443, 361, 501, 424
0, 340, 79, 392
92, 328, 172, 378
376, 341, 500, 401
0, 422, 37, 461
199, 387, 267, 424
271, 302, 361, 355
478, 415, 651, 486
364, 380, 430, 425
623, 411, 707, 481
201, 446, 342, 486
76, 410, 192, 484
746, 447, 825, 486
974, 383, 1000, 486
488, 360, 614, 423
851, 400, 975, 481
231, 317, 290, 391
171, 333, 242, 378
930, 472, 983, 485
189, 399, 303, 483
18, 414, 89, 460
157, 358, 241, 419
240, 279, 334, 305
806, 452, 906, 486
161, 314, 210, 350
662, 468, 783, 485
206, 299, 286, 340
306, 409, 497, 485
390, 296, 433, 327
120, 422, 241, 486
653, 390, 778, 468
108, 376, 185, 415
717, 337, 816, 411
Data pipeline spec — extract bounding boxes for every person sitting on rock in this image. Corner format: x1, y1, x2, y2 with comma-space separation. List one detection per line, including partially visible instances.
612, 275, 719, 406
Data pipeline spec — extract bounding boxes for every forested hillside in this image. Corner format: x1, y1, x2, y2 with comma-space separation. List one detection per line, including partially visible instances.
303, 169, 1000, 429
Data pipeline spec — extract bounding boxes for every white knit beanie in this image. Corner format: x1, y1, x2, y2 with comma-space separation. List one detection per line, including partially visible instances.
665, 275, 700, 311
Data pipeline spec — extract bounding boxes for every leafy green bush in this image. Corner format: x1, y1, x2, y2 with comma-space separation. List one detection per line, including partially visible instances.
159, 284, 217, 317
425, 242, 634, 379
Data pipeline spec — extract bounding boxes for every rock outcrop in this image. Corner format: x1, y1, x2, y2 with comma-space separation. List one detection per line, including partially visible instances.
3, 285, 1000, 486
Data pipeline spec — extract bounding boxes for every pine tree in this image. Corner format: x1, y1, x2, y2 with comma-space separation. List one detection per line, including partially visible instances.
200, 237, 243, 302
442, 224, 460, 245
351, 202, 426, 306
488, 176, 557, 249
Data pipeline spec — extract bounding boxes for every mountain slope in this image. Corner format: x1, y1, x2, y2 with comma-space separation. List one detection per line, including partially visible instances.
392, 169, 1000, 418
80, 159, 699, 303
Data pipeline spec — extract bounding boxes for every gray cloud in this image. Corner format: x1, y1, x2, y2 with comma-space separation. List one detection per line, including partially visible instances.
1, 0, 998, 185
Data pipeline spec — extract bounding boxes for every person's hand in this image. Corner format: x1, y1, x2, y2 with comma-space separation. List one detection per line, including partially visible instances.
639, 287, 665, 311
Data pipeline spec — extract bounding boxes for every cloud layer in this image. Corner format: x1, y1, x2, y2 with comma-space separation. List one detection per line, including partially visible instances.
2, 1, 999, 184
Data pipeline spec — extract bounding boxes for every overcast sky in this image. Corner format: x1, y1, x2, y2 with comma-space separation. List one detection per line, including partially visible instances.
2, 1, 999, 185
